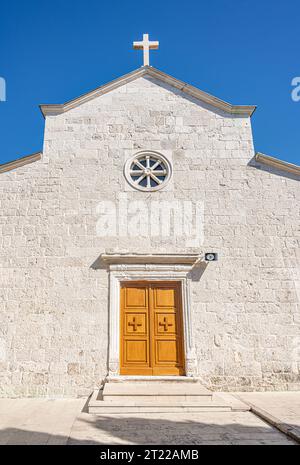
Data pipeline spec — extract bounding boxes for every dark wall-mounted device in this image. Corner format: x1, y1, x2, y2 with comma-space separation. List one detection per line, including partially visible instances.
205, 252, 218, 262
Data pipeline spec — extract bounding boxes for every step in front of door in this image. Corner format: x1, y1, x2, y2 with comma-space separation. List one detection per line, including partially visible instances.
106, 375, 203, 383
102, 382, 213, 401
88, 389, 235, 414
88, 400, 232, 414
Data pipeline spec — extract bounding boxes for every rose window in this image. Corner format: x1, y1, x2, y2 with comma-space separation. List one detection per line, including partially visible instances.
124, 151, 172, 192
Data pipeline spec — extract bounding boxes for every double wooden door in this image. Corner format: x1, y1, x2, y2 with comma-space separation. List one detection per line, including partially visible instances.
120, 281, 185, 375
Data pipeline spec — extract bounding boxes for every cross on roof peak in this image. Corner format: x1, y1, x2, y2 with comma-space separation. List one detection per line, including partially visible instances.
133, 33, 159, 67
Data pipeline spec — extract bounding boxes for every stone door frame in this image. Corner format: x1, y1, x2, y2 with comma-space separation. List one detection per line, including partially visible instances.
106, 259, 198, 378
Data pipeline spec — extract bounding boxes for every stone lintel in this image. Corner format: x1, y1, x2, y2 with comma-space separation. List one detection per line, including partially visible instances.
101, 253, 202, 266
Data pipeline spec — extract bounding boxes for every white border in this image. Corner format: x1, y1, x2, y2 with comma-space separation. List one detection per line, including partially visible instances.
107, 263, 198, 378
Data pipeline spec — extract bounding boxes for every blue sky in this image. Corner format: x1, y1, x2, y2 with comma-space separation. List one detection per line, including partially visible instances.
0, 0, 299, 165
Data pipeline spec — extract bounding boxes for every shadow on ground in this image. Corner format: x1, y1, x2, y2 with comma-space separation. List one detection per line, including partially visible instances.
0, 414, 296, 445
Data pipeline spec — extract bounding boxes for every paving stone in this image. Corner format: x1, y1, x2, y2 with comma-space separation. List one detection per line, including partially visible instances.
0, 398, 295, 445
235, 391, 300, 443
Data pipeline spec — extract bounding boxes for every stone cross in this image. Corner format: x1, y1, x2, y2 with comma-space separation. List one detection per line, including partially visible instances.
133, 33, 159, 66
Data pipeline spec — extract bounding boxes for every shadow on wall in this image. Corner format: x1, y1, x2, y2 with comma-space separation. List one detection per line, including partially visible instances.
188, 262, 208, 282
90, 255, 108, 270
248, 157, 300, 182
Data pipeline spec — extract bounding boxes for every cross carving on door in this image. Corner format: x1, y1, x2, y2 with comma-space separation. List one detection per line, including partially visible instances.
128, 317, 142, 331
159, 316, 173, 331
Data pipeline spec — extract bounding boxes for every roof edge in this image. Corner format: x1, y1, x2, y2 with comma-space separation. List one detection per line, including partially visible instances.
0, 152, 42, 174
39, 67, 147, 117
255, 152, 300, 176
40, 66, 256, 118
148, 67, 256, 117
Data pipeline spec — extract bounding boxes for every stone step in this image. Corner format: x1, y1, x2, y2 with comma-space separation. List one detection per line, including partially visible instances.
106, 376, 203, 383
89, 405, 232, 414
87, 386, 250, 415
103, 395, 213, 401
102, 382, 212, 401
88, 398, 231, 415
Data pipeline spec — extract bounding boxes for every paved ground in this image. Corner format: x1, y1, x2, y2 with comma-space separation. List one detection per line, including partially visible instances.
0, 395, 298, 445
236, 392, 300, 443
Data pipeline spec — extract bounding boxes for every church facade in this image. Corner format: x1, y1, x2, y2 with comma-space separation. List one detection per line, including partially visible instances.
0, 65, 299, 397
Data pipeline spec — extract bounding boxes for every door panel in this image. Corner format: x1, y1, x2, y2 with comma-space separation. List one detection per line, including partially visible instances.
150, 283, 184, 375
125, 314, 147, 334
155, 340, 179, 363
120, 282, 185, 375
154, 288, 176, 307
124, 340, 148, 363
125, 286, 147, 307
120, 284, 152, 375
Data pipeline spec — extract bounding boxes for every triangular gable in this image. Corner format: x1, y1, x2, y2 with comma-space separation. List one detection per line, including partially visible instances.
39, 66, 256, 118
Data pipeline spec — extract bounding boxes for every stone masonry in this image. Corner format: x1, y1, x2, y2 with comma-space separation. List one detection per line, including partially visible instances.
0, 74, 299, 396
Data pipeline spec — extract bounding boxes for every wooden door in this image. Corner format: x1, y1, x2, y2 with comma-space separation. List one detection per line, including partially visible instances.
120, 282, 185, 375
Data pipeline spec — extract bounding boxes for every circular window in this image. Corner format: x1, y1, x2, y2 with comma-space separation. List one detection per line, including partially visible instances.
124, 151, 172, 192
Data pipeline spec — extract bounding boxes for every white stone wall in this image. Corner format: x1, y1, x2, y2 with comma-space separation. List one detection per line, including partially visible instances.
0, 76, 299, 396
